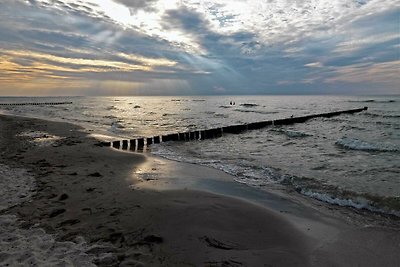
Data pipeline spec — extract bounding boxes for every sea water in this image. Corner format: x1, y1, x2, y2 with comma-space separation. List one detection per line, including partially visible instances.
1, 95, 399, 216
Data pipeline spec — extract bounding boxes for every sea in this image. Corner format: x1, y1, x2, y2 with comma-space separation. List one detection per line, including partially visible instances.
1, 95, 399, 217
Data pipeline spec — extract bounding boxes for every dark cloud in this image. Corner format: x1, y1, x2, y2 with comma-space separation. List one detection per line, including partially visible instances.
163, 6, 209, 32
0, 0, 398, 95
113, 0, 158, 13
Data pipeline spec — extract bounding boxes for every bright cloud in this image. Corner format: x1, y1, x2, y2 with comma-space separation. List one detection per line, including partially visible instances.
0, 0, 398, 95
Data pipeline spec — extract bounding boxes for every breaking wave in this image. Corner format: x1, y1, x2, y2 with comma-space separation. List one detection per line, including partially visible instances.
335, 137, 398, 152
110, 121, 125, 129
297, 188, 400, 217
152, 145, 400, 217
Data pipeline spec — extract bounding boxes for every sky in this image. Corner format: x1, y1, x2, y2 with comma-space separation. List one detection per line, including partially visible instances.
0, 0, 399, 96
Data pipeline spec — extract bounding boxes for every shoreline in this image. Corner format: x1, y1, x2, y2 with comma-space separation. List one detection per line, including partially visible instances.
1, 113, 399, 266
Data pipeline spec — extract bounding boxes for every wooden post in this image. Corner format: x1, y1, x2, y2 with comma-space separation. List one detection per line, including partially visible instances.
184, 132, 190, 140
147, 137, 153, 145
112, 141, 120, 149
122, 140, 128, 150
137, 138, 145, 149
130, 139, 136, 150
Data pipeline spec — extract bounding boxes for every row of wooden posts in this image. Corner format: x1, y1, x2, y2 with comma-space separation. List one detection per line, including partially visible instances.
0, 102, 73, 106
102, 107, 368, 151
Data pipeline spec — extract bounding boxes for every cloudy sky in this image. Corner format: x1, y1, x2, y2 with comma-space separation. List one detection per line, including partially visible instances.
0, 0, 398, 96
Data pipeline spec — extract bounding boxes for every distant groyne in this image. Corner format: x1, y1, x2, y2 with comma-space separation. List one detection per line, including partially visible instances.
0, 102, 73, 106
101, 107, 368, 151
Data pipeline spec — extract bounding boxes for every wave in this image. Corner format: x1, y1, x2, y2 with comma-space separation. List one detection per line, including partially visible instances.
335, 137, 398, 152
103, 115, 117, 119
270, 128, 312, 138
162, 113, 176, 117
348, 99, 397, 103
364, 112, 400, 118
288, 174, 400, 216
105, 105, 116, 111
152, 146, 400, 217
109, 121, 125, 133
297, 188, 400, 217
234, 109, 279, 115
240, 103, 259, 107
111, 121, 124, 129
214, 113, 229, 118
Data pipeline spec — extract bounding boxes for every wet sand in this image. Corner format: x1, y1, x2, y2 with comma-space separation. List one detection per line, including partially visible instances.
1, 114, 399, 266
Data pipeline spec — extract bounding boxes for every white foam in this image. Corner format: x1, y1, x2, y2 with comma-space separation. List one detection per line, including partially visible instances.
0, 215, 96, 267
152, 145, 279, 187
335, 137, 398, 152
152, 145, 400, 217
17, 131, 64, 147
109, 121, 126, 134
0, 164, 35, 211
299, 189, 400, 217
0, 164, 113, 266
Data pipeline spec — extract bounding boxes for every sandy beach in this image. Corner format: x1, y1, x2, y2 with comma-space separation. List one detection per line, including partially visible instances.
1, 113, 399, 266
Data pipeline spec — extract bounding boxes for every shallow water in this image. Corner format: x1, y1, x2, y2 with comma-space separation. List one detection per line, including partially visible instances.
1, 95, 399, 215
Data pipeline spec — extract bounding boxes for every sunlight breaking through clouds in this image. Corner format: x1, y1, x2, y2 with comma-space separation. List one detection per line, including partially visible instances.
325, 61, 400, 85
0, 0, 398, 95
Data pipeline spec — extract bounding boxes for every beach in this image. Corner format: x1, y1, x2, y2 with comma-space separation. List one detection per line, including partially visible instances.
1, 113, 400, 266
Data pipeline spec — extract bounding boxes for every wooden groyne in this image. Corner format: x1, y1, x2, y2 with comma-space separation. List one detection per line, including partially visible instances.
0, 102, 73, 106
101, 107, 368, 151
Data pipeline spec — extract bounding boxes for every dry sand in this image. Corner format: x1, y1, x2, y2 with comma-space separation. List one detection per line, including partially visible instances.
1, 114, 399, 266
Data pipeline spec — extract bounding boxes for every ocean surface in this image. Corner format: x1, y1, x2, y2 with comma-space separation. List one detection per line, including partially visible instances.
1, 95, 399, 216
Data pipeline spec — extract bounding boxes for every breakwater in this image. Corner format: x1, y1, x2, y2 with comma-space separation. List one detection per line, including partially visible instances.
101, 107, 368, 151
0, 102, 73, 106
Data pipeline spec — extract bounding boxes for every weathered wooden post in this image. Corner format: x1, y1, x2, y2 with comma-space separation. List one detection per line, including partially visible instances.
122, 140, 128, 150
137, 138, 145, 149
184, 132, 190, 140
130, 139, 136, 150
99, 141, 111, 147
112, 141, 120, 149
147, 137, 153, 146
161, 135, 170, 142
214, 128, 223, 138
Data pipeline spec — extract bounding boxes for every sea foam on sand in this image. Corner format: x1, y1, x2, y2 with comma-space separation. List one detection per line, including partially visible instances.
0, 163, 113, 266
17, 131, 64, 147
